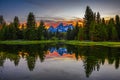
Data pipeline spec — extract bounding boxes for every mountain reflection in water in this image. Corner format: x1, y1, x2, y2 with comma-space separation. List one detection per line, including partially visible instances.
0, 44, 120, 80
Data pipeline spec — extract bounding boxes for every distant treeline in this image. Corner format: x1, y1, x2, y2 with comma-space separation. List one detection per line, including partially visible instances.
0, 6, 120, 41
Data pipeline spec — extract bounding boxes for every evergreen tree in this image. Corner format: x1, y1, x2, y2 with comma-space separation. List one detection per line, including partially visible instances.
89, 21, 103, 41
96, 12, 101, 24
84, 6, 94, 40
93, 12, 96, 21
0, 23, 15, 40
89, 21, 96, 41
37, 20, 45, 40
27, 12, 36, 29
107, 18, 118, 41
9, 23, 17, 40
112, 25, 118, 41
13, 16, 20, 39
89, 21, 106, 41
26, 12, 36, 40
0, 16, 6, 40
44, 29, 49, 40
107, 19, 112, 40
95, 13, 107, 41
18, 24, 24, 39
77, 27, 84, 40
0, 25, 7, 40
14, 16, 19, 29
66, 28, 72, 40
56, 29, 60, 39
115, 15, 120, 40
0, 15, 5, 26
74, 22, 79, 40
100, 19, 108, 41
102, 18, 105, 24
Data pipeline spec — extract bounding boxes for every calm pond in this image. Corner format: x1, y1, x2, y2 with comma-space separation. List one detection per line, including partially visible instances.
0, 44, 120, 80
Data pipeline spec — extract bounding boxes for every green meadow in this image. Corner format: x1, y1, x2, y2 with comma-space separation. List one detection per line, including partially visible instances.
0, 40, 120, 47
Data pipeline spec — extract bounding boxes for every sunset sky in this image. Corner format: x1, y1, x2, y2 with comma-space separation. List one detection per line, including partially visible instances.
0, 0, 120, 22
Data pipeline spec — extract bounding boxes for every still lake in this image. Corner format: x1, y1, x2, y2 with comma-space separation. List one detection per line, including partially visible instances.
0, 44, 120, 80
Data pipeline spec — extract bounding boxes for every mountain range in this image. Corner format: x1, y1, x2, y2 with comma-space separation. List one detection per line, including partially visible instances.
49, 47, 72, 56
48, 23, 74, 32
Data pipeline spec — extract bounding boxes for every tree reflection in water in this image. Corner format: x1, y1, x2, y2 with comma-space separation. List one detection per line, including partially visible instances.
0, 44, 120, 77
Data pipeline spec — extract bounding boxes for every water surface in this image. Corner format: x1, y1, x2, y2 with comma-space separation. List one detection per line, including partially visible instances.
0, 44, 120, 80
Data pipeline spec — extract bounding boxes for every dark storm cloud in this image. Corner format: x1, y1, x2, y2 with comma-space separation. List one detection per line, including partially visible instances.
24, 0, 81, 7
0, 0, 120, 22
23, 0, 81, 17
21, 0, 120, 12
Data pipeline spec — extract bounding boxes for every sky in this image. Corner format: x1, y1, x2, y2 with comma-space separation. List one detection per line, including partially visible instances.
0, 0, 120, 22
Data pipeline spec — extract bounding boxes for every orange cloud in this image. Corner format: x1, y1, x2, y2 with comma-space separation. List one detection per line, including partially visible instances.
18, 17, 83, 29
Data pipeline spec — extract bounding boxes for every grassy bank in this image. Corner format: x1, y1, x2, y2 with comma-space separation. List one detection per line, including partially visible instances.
65, 41, 120, 47
0, 40, 60, 45
0, 40, 120, 47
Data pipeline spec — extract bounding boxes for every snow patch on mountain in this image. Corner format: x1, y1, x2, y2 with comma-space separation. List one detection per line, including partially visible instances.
48, 23, 74, 32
